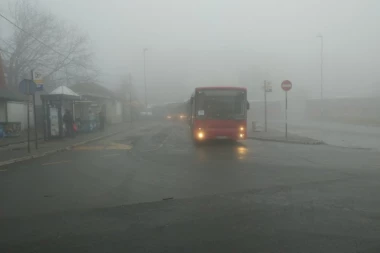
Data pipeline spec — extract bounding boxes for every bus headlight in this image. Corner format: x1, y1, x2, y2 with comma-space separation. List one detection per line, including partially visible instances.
239, 133, 244, 138
198, 132, 204, 139
240, 127, 244, 131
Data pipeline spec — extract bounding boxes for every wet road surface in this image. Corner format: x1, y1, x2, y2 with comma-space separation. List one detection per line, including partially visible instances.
1, 120, 380, 252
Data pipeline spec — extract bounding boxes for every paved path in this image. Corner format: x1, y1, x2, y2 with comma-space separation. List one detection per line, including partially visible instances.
0, 122, 138, 165
263, 119, 380, 150
247, 127, 321, 144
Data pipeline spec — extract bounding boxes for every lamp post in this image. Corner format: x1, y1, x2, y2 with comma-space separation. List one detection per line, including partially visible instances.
128, 74, 133, 123
143, 48, 148, 109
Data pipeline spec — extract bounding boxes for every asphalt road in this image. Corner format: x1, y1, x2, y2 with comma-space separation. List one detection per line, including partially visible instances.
1, 120, 380, 252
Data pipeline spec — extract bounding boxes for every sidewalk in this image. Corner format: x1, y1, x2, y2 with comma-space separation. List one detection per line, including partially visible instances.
247, 125, 323, 145
0, 122, 135, 167
266, 120, 380, 150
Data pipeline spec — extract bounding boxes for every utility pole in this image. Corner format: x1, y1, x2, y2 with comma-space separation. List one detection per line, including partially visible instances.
264, 80, 267, 132
263, 80, 272, 132
27, 76, 30, 153
143, 48, 148, 110
31, 69, 38, 149
317, 34, 323, 118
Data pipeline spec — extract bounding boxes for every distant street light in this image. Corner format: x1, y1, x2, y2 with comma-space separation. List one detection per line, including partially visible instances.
128, 74, 133, 123
143, 48, 148, 109
317, 33, 323, 117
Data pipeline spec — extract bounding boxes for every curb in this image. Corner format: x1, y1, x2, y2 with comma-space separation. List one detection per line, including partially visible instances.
247, 137, 324, 145
0, 137, 44, 148
0, 130, 125, 167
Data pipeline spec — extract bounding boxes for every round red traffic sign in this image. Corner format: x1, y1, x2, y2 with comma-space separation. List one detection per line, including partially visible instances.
281, 80, 292, 91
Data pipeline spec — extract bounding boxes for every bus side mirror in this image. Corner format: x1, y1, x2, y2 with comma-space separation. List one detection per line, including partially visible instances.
247, 101, 250, 110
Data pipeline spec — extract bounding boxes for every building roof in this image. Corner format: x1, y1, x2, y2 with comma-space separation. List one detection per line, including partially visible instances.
50, 86, 80, 97
40, 86, 81, 101
70, 82, 115, 99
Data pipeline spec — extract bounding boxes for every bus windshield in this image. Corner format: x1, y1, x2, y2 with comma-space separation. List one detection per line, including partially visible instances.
195, 89, 247, 120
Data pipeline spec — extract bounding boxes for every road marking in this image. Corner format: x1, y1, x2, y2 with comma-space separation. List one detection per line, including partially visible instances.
72, 142, 132, 151
72, 146, 104, 151
42, 160, 71, 166
102, 153, 120, 157
106, 143, 132, 150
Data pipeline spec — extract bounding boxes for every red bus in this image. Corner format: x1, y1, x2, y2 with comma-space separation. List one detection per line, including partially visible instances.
188, 86, 249, 142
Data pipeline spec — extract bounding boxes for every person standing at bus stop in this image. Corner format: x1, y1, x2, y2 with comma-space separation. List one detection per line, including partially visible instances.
63, 109, 74, 137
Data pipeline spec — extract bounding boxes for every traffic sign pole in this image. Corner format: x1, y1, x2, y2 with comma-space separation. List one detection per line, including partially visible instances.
19, 73, 40, 154
285, 91, 288, 139
32, 92, 38, 149
281, 80, 292, 139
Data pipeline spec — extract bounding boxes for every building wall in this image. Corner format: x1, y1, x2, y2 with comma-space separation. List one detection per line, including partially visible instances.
0, 100, 6, 121
71, 95, 123, 124
7, 101, 34, 130
105, 100, 123, 124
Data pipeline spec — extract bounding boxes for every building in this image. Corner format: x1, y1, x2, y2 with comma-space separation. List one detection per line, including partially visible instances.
70, 82, 123, 124
0, 54, 34, 134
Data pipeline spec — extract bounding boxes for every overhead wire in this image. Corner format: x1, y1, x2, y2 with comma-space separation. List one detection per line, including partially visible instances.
0, 11, 91, 74
0, 12, 69, 59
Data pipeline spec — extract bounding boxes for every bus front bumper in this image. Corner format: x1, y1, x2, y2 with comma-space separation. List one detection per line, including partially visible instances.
194, 128, 246, 141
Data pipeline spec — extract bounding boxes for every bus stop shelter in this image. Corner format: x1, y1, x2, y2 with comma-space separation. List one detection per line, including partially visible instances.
40, 86, 80, 140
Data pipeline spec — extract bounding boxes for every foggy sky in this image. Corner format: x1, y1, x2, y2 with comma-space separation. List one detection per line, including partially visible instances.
1, 0, 380, 104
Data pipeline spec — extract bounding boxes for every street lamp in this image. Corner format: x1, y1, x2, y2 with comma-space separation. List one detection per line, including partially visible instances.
143, 48, 148, 109
317, 33, 323, 117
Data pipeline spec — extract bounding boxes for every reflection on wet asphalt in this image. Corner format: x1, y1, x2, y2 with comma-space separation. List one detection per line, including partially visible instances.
1, 120, 380, 218
2, 120, 380, 252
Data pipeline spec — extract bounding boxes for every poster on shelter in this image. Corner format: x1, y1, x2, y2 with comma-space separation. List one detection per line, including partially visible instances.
50, 107, 59, 137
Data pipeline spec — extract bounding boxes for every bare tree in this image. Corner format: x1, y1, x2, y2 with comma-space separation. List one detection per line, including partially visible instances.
0, 0, 97, 88
0, 53, 6, 88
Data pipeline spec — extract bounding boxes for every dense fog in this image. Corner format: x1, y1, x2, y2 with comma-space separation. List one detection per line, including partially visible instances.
2, 0, 379, 105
